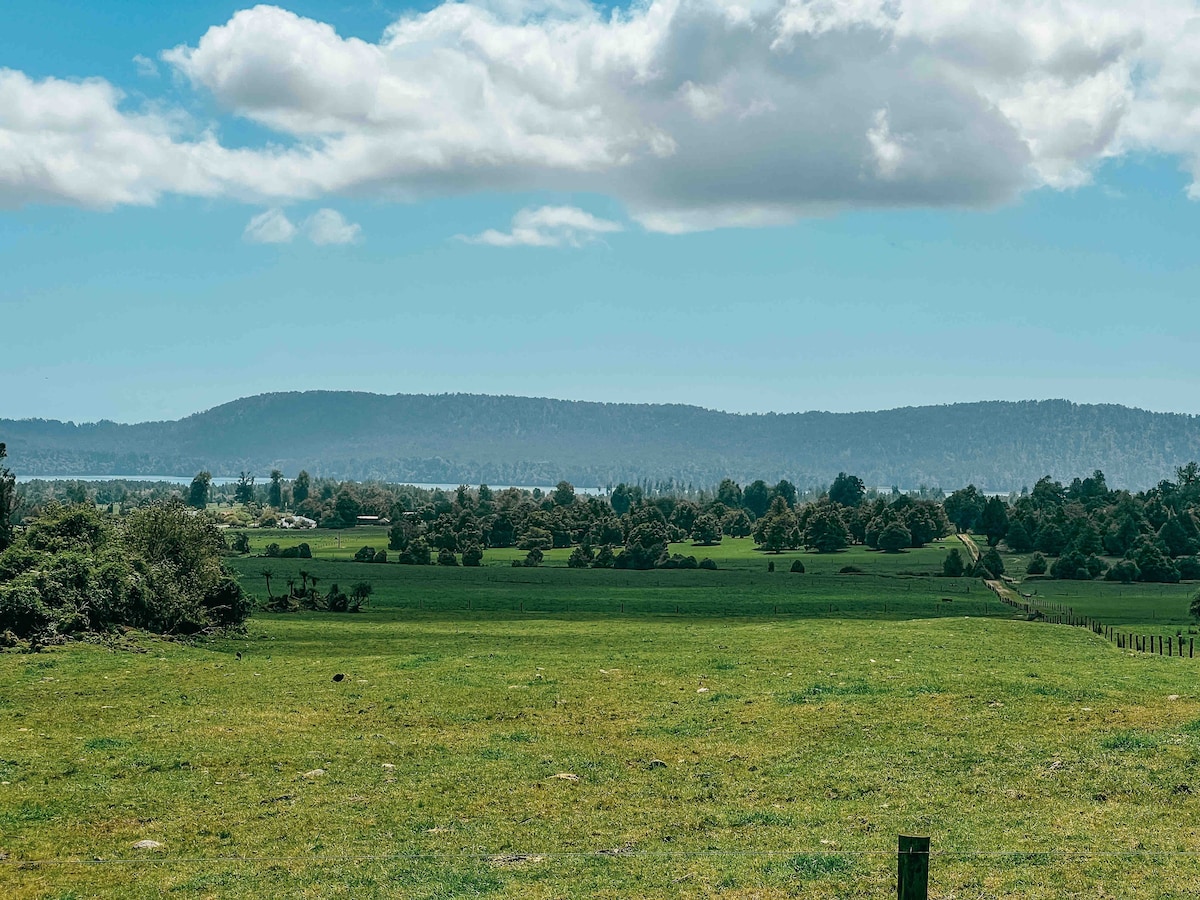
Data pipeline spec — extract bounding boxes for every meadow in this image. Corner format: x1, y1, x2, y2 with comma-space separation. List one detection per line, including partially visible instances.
4, 536, 1200, 897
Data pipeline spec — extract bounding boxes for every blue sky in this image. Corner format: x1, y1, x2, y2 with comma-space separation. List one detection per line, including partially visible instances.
3, 1, 1200, 423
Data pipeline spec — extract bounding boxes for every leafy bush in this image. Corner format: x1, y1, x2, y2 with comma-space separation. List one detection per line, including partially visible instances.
354, 545, 376, 562
1026, 552, 1048, 575
790, 559, 805, 573
437, 548, 458, 566
397, 539, 431, 565
699, 558, 718, 570
523, 548, 544, 567
0, 501, 249, 641
591, 546, 615, 569
461, 545, 483, 567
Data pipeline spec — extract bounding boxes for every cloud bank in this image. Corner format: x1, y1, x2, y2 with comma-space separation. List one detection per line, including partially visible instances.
4, 1, 1200, 231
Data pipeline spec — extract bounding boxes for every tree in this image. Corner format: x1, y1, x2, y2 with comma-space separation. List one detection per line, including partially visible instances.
753, 497, 799, 553
716, 479, 743, 510
743, 480, 771, 518
980, 497, 1009, 547
772, 479, 798, 509
1005, 519, 1034, 552
268, 470, 284, 508
610, 484, 635, 517
292, 470, 311, 505
0, 443, 14, 552
1026, 552, 1048, 575
1159, 516, 1196, 558
591, 545, 615, 568
231, 532, 251, 554
1190, 589, 1200, 620
234, 472, 255, 505
942, 547, 966, 577
523, 548, 544, 567
802, 505, 850, 553
350, 582, 373, 610
691, 514, 722, 546
461, 544, 484, 567
437, 548, 458, 566
187, 471, 212, 510
944, 486, 984, 534
552, 481, 576, 508
828, 472, 866, 508
878, 522, 912, 553
567, 546, 592, 568
980, 547, 1005, 577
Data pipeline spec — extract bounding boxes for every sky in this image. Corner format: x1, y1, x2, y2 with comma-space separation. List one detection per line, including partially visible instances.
3, 0, 1200, 424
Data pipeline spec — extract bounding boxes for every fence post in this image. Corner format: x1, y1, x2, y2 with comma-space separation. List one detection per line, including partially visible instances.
898, 834, 930, 900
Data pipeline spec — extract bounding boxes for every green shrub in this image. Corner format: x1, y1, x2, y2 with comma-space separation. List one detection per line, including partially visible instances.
790, 559, 805, 574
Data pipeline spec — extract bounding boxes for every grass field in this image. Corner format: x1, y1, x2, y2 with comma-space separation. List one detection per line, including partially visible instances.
6, 537, 1200, 897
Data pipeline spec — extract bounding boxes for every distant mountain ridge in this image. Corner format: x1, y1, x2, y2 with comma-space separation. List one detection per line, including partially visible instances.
4, 392, 1200, 491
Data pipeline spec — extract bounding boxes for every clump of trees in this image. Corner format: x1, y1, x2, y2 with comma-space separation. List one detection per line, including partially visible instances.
0, 499, 250, 642
951, 465, 1200, 583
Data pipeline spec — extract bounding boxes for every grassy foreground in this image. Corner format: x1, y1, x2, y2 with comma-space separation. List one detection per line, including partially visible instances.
4, 601, 1200, 898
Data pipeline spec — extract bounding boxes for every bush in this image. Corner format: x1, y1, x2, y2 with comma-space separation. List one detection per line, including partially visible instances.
789, 559, 805, 573
591, 545, 615, 569
437, 548, 458, 566
373, 549, 388, 563
567, 547, 592, 569
264, 542, 281, 558
699, 558, 718, 570
942, 548, 965, 577
1105, 559, 1140, 583
461, 545, 483, 567
397, 539, 431, 565
1026, 552, 1048, 575
518, 528, 554, 551
354, 545, 376, 562
839, 566, 863, 574
523, 548, 544, 567
297, 542, 312, 559
656, 553, 698, 570
0, 501, 250, 641
1178, 556, 1200, 580
231, 532, 251, 554
767, 560, 775, 572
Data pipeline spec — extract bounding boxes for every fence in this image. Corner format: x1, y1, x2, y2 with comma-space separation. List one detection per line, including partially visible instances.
986, 580, 1195, 658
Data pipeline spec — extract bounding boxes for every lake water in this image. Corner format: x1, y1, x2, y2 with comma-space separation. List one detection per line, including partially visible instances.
15, 474, 605, 494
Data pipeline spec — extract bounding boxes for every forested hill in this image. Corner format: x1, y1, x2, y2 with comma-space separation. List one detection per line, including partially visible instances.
3, 393, 1200, 491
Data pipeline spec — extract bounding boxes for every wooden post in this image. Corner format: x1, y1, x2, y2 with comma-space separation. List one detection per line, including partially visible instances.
898, 835, 930, 900
1190, 638, 1194, 659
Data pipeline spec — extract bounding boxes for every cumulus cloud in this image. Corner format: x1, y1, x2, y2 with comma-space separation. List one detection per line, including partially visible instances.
304, 208, 361, 245
6, 1, 1200, 230
461, 205, 622, 247
243, 208, 298, 243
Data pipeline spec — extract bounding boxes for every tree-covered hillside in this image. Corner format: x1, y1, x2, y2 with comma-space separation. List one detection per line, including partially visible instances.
4, 393, 1200, 490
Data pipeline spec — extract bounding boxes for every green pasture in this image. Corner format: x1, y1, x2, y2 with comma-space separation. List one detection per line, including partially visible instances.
7, 531, 1200, 897
226, 556, 996, 621
239, 529, 962, 575
4, 607, 1200, 898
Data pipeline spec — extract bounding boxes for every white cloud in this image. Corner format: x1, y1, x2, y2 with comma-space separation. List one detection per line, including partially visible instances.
304, 208, 361, 245
461, 205, 622, 247
243, 208, 298, 243
242, 207, 361, 244
6, 2, 1200, 230
132, 55, 159, 78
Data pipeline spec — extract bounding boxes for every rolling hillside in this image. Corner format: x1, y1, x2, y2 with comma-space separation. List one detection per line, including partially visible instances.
4, 392, 1199, 490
